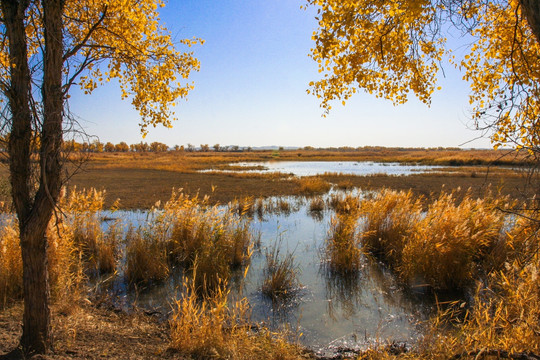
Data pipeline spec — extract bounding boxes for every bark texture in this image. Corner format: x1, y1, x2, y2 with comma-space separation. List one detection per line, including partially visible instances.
1, 0, 65, 354
520, 0, 540, 44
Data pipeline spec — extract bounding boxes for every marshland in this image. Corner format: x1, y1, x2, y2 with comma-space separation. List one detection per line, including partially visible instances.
1, 148, 539, 359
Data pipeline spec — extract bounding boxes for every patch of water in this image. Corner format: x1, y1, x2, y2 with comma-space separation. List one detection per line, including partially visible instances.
212, 161, 442, 176
94, 195, 432, 352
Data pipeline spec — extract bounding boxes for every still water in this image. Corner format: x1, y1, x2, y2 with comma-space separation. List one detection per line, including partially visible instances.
98, 195, 433, 353
220, 161, 441, 176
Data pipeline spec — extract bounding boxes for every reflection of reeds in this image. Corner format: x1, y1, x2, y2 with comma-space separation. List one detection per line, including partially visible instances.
261, 241, 299, 302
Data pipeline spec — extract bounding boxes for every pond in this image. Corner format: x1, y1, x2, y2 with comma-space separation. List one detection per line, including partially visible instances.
96, 194, 434, 355
213, 161, 443, 176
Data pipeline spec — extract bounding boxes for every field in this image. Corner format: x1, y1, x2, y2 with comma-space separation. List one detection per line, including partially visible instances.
0, 148, 539, 359
8, 148, 530, 209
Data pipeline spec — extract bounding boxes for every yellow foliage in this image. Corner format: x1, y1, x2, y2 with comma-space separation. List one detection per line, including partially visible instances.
307, 0, 540, 150
0, 1, 202, 135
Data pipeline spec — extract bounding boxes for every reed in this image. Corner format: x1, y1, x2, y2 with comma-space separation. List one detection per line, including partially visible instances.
324, 206, 362, 275
399, 190, 508, 290
169, 272, 308, 359
309, 196, 325, 212
261, 241, 300, 301
360, 189, 422, 265
124, 226, 169, 285
163, 191, 252, 292
297, 176, 331, 194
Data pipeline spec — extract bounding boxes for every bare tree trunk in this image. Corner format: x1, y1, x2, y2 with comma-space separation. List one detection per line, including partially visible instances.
1, 0, 65, 354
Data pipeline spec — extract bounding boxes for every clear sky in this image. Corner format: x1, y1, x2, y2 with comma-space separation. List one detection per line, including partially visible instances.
68, 0, 493, 149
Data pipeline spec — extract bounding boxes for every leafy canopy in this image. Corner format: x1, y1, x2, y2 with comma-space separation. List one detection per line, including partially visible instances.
0, 0, 203, 136
306, 0, 540, 151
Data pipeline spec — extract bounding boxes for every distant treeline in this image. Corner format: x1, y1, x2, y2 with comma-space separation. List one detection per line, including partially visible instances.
59, 141, 482, 153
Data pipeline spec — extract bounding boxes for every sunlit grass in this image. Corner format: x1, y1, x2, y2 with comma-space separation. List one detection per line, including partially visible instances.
297, 176, 331, 194
261, 241, 300, 302
324, 205, 363, 275
169, 272, 309, 359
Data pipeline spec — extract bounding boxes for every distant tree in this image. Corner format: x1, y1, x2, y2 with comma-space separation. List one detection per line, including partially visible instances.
104, 142, 115, 152
231, 145, 240, 152
173, 144, 180, 151
187, 143, 195, 152
115, 142, 129, 152
200, 144, 210, 152
213, 143, 221, 152
150, 141, 168, 152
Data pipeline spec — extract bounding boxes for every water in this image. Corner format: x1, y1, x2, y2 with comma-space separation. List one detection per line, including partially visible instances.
213, 161, 442, 176
95, 195, 433, 353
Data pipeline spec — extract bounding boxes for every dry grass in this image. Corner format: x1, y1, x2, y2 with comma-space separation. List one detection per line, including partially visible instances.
125, 226, 169, 285
399, 190, 510, 290
169, 273, 309, 360
309, 197, 325, 212
296, 176, 332, 195
360, 189, 422, 265
324, 207, 363, 275
261, 241, 300, 302
164, 191, 252, 292
0, 219, 22, 308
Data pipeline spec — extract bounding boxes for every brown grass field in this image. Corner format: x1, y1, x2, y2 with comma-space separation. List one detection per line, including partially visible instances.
0, 148, 530, 209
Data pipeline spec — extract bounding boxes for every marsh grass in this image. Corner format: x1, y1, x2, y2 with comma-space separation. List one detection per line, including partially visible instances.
297, 176, 331, 194
126, 190, 254, 292
324, 204, 363, 275
329, 192, 361, 215
169, 272, 308, 360
261, 240, 300, 302
309, 196, 325, 212
360, 189, 422, 265
399, 190, 510, 290
125, 226, 169, 285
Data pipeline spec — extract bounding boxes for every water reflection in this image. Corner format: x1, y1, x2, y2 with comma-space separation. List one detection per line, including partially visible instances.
93, 194, 434, 351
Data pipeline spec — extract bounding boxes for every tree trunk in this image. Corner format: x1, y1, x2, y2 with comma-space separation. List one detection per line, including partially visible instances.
1, 0, 65, 354
520, 0, 540, 44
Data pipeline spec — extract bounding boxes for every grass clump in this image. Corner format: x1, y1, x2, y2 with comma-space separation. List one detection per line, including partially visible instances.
261, 241, 300, 302
309, 196, 325, 212
360, 189, 422, 265
324, 205, 362, 275
169, 273, 309, 360
61, 188, 119, 276
399, 190, 508, 290
329, 192, 361, 215
162, 190, 253, 292
125, 226, 169, 285
297, 176, 331, 195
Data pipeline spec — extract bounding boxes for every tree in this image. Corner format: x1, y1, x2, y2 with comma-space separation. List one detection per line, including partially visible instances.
104, 141, 115, 152
306, 0, 540, 153
213, 143, 221, 152
115, 141, 129, 152
0, 0, 201, 354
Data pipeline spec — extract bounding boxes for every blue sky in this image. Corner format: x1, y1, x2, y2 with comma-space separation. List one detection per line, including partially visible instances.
68, 0, 493, 149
